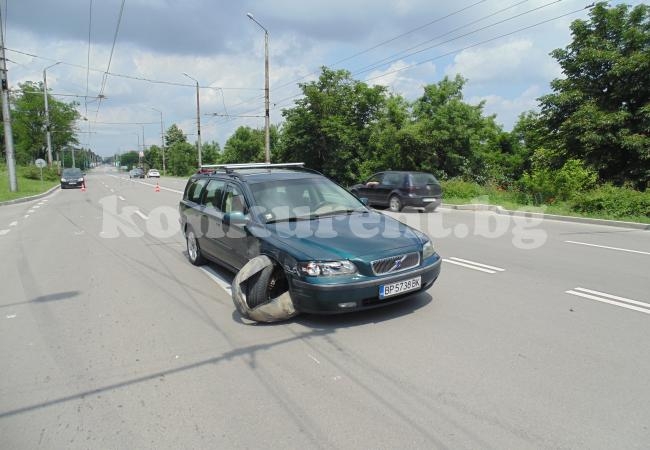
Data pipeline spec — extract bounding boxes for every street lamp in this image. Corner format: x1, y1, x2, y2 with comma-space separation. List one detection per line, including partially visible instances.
182, 72, 202, 167
247, 12, 271, 163
151, 107, 166, 175
43, 61, 61, 167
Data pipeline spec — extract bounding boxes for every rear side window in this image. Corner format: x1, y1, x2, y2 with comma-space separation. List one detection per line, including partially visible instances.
410, 173, 438, 186
186, 178, 208, 203
383, 172, 403, 186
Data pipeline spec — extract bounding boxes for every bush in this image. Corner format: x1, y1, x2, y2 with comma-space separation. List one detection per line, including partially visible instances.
571, 184, 650, 219
18, 165, 60, 182
519, 159, 597, 204
441, 179, 483, 199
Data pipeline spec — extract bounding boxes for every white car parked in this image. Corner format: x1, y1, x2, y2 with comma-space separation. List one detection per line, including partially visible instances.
147, 169, 160, 178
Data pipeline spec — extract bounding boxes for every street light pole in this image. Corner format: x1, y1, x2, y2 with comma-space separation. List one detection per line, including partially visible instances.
43, 62, 61, 168
182, 73, 202, 167
0, 8, 17, 192
152, 107, 165, 175
247, 12, 271, 163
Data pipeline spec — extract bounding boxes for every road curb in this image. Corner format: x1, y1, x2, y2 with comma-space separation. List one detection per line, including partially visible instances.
0, 184, 60, 207
442, 203, 650, 231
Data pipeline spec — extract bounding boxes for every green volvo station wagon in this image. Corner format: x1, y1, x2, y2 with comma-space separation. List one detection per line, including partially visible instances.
178, 163, 441, 321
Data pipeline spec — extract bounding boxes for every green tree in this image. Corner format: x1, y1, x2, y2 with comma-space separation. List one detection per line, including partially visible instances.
538, 2, 650, 189
201, 141, 221, 165
5, 81, 79, 165
279, 67, 386, 184
411, 75, 502, 181
221, 126, 265, 163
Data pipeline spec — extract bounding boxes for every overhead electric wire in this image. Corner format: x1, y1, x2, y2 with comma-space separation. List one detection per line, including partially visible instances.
85, 0, 93, 118
94, 0, 125, 118
209, 3, 593, 129
354, 0, 563, 77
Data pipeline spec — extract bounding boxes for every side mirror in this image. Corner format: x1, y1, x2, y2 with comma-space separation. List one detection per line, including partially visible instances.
224, 211, 248, 225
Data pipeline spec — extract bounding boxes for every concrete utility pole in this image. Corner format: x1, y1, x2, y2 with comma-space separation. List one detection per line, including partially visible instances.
0, 9, 17, 192
183, 73, 202, 167
151, 107, 165, 175
247, 12, 271, 163
43, 62, 61, 167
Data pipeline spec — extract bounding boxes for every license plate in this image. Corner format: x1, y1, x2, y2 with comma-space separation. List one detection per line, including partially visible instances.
379, 276, 421, 299
423, 198, 436, 202
68, 182, 76, 185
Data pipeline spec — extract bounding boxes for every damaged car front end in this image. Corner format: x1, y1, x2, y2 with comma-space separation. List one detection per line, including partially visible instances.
179, 163, 441, 323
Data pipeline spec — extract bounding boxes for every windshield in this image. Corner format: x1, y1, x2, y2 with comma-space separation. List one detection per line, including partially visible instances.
249, 177, 366, 222
62, 169, 82, 177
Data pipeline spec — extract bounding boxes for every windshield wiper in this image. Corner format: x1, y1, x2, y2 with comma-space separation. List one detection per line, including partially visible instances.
312, 208, 365, 218
265, 215, 311, 224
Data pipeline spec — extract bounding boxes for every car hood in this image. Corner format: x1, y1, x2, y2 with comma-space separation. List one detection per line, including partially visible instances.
259, 211, 425, 261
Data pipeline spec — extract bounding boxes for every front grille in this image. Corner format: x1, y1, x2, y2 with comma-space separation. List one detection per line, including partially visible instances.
371, 252, 420, 275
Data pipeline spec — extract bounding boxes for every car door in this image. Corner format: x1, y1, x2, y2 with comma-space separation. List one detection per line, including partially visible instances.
197, 179, 227, 260
219, 183, 251, 270
376, 172, 401, 206
357, 173, 384, 205
182, 178, 209, 239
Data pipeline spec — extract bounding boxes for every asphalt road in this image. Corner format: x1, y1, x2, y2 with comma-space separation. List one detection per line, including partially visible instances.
1, 167, 649, 449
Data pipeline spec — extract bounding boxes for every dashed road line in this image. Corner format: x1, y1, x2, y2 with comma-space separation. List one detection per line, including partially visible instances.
9, 221, 17, 227
134, 210, 149, 220
0, 229, 9, 236
443, 257, 505, 274
118, 196, 126, 201
565, 287, 650, 315
564, 240, 650, 256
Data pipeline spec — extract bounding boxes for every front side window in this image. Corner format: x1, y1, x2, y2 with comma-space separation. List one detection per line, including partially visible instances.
202, 179, 226, 210
224, 184, 247, 214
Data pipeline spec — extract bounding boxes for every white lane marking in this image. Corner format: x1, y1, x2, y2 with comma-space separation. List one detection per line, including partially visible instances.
24, 215, 30, 219
565, 240, 650, 256
448, 257, 505, 272
307, 354, 321, 365
443, 257, 504, 274
134, 210, 149, 220
33, 205, 40, 209
118, 196, 126, 201
107, 174, 184, 194
0, 229, 9, 236
6, 314, 16, 319
27, 209, 35, 213
110, 189, 115, 193
199, 266, 232, 294
9, 221, 18, 227
566, 288, 650, 315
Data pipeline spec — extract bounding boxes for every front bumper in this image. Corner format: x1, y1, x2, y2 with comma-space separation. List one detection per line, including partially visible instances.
289, 256, 441, 314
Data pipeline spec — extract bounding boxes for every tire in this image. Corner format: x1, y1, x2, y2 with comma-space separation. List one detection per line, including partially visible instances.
186, 228, 206, 266
245, 264, 288, 309
389, 195, 403, 212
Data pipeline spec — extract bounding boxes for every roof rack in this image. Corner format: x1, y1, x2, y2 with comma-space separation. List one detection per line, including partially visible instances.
199, 162, 305, 174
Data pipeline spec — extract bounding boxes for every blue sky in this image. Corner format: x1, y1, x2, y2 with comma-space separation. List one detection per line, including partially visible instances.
4, 0, 644, 158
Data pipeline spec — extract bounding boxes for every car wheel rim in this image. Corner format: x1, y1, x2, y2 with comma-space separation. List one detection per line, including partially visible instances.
187, 232, 198, 261
390, 197, 400, 211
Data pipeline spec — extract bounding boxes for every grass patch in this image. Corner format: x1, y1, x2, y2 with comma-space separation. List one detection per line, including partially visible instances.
0, 164, 59, 202
441, 179, 650, 224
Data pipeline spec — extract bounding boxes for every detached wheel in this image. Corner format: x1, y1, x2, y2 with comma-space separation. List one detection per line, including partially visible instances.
186, 228, 206, 266
389, 195, 403, 212
246, 265, 288, 309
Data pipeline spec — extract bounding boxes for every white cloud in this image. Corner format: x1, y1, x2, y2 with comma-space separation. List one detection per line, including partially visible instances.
469, 84, 543, 130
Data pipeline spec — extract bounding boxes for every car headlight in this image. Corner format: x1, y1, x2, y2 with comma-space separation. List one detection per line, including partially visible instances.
60, 178, 66, 182
422, 240, 435, 259
298, 260, 357, 277
78, 178, 84, 182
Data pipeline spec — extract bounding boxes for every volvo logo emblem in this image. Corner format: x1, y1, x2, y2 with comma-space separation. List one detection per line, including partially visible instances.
388, 255, 408, 272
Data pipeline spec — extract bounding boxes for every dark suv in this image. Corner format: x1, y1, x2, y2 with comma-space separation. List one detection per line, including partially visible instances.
350, 171, 442, 212
178, 163, 441, 321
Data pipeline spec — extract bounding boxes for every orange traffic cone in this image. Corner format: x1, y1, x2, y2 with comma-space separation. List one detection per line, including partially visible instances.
81, 182, 86, 192
155, 183, 160, 192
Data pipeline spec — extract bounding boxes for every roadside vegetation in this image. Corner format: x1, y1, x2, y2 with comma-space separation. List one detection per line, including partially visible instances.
2, 3, 648, 222
0, 163, 59, 202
